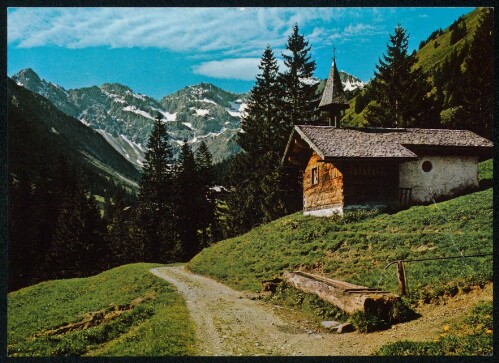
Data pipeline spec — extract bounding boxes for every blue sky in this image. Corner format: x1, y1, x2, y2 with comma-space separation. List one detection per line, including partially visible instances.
7, 7, 475, 100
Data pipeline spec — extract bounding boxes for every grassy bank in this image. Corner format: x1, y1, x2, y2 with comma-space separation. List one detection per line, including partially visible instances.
188, 161, 492, 304
8, 263, 196, 357
375, 300, 493, 355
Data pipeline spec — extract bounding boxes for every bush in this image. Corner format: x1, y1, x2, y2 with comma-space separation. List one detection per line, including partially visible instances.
349, 310, 389, 333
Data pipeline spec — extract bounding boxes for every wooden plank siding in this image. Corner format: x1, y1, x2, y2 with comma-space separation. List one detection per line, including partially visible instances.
303, 153, 344, 212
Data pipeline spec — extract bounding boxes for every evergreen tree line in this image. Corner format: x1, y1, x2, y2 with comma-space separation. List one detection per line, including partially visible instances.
132, 116, 218, 265
351, 9, 492, 140
418, 28, 444, 49
8, 128, 217, 291
449, 16, 467, 45
8, 155, 131, 291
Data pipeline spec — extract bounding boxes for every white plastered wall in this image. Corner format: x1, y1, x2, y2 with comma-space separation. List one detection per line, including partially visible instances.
399, 155, 479, 203
304, 206, 343, 217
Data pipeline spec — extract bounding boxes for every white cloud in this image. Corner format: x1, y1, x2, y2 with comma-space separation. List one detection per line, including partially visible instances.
7, 7, 352, 56
193, 58, 285, 81
7, 7, 388, 82
343, 23, 381, 37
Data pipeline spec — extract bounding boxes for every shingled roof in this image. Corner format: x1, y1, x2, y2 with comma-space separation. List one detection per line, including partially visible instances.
282, 126, 493, 164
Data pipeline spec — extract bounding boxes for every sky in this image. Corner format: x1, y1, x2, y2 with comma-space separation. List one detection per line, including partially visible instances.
7, 7, 476, 100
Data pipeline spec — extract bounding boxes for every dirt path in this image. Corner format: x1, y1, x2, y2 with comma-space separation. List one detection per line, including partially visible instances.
150, 266, 492, 356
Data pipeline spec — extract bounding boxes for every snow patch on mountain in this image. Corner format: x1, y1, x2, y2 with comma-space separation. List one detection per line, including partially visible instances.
227, 100, 248, 117
126, 90, 146, 101
102, 90, 127, 104
195, 109, 210, 117
121, 134, 144, 155
202, 98, 217, 105
152, 108, 177, 121
122, 105, 155, 120
300, 77, 321, 85
226, 110, 241, 117
339, 70, 365, 91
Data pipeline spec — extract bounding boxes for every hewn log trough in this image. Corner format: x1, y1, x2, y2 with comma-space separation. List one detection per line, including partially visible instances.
283, 271, 400, 315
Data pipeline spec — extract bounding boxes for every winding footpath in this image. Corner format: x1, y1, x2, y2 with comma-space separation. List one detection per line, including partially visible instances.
151, 266, 492, 356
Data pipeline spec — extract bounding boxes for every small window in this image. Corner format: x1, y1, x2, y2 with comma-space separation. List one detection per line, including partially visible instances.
311, 167, 319, 185
422, 160, 432, 172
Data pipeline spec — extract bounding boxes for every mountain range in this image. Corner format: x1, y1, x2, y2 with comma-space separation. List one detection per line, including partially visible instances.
12, 69, 248, 167
7, 78, 142, 195
11, 68, 365, 167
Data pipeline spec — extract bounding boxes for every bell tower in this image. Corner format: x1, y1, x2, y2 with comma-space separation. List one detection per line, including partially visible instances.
318, 50, 349, 127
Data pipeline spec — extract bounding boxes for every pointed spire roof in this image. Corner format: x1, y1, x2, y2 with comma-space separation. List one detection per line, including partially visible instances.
319, 58, 349, 112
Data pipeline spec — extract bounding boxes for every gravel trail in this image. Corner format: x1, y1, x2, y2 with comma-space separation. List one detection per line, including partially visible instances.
151, 266, 492, 356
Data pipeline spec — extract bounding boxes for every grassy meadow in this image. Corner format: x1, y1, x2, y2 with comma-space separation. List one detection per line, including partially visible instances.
8, 263, 196, 357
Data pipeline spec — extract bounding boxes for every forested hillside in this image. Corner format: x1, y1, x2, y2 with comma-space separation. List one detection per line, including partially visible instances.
342, 7, 492, 140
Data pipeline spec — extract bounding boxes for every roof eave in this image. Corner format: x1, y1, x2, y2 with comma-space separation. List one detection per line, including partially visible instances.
281, 128, 299, 166
323, 156, 419, 162
294, 126, 326, 160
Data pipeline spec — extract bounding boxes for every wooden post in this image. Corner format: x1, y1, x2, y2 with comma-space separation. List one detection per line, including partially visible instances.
397, 261, 407, 296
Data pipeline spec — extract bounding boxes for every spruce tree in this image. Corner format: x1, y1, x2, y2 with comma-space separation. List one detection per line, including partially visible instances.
135, 114, 175, 262
226, 46, 292, 236
175, 141, 200, 260
45, 170, 105, 279
365, 24, 438, 128
195, 141, 215, 247
106, 194, 138, 266
280, 24, 320, 126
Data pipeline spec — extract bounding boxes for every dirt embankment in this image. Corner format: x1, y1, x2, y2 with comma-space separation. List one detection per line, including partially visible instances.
151, 266, 492, 356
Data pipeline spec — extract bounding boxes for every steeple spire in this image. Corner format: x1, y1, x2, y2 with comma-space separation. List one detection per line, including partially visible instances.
319, 52, 349, 127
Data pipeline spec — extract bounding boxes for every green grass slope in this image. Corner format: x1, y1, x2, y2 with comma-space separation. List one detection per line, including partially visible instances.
416, 7, 487, 73
8, 263, 196, 357
188, 161, 492, 302
376, 300, 493, 356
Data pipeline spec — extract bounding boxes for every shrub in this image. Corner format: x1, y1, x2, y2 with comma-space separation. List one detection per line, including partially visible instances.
349, 310, 389, 333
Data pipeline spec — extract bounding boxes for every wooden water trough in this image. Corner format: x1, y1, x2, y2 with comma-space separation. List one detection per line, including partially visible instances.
283, 271, 400, 315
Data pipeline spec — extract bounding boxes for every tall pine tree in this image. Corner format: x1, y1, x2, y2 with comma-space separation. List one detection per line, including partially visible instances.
175, 141, 201, 260
195, 141, 215, 247
106, 193, 138, 267
44, 170, 105, 279
280, 24, 320, 126
365, 24, 438, 128
226, 46, 292, 236
135, 114, 176, 262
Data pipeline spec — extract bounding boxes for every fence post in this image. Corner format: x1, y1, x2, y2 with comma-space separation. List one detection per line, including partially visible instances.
397, 261, 407, 296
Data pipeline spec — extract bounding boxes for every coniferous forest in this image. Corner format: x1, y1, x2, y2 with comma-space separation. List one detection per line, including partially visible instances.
8, 9, 494, 291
